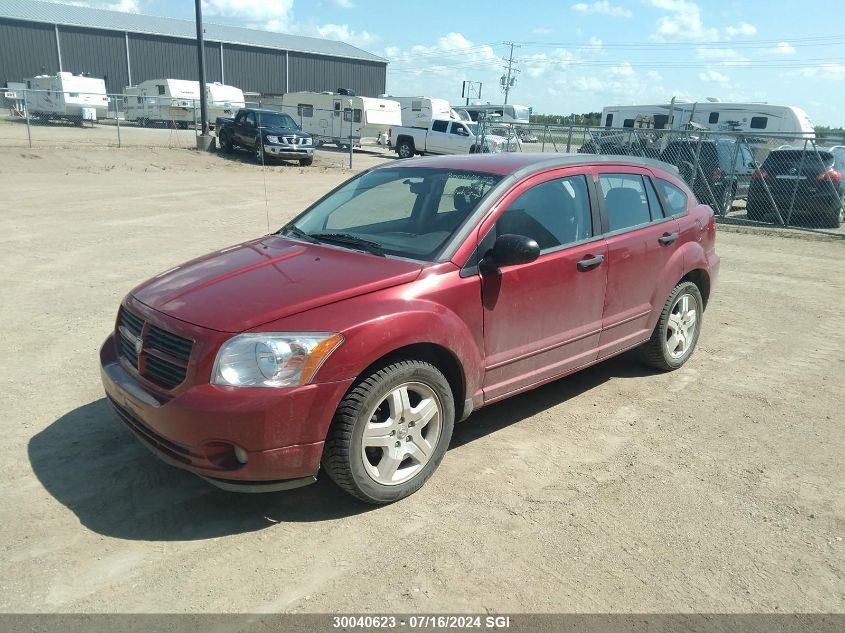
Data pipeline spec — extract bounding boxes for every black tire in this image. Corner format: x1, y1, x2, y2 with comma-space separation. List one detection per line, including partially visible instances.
322, 360, 455, 504
396, 139, 414, 159
820, 200, 844, 229
639, 281, 704, 371
745, 199, 767, 222
253, 136, 264, 163
299, 156, 314, 167
220, 130, 233, 154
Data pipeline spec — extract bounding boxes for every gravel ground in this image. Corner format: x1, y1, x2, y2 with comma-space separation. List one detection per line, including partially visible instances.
0, 145, 842, 614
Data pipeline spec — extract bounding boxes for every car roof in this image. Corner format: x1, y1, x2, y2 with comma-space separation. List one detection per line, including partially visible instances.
389, 153, 680, 178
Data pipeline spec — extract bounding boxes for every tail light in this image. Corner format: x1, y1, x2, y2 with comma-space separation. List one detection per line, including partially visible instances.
816, 169, 842, 183
751, 169, 768, 180
712, 166, 722, 182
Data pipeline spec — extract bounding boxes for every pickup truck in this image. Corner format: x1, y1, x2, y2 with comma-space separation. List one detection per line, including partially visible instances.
217, 108, 314, 166
390, 119, 507, 158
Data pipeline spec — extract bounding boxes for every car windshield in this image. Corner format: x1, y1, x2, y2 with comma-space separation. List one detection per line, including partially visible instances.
283, 167, 502, 260
255, 111, 298, 129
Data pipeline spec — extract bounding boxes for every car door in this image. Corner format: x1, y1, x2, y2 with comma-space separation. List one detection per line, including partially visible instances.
595, 169, 683, 359
237, 111, 256, 147
448, 121, 472, 153
477, 170, 608, 402
426, 120, 451, 153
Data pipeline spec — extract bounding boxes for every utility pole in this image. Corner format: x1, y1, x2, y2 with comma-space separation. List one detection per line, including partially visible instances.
501, 41, 520, 105
194, 0, 212, 150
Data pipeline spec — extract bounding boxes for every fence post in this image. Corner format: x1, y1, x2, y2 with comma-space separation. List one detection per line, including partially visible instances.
566, 126, 573, 153
785, 138, 809, 225
193, 99, 198, 133
114, 94, 121, 148
690, 135, 704, 190
23, 89, 32, 149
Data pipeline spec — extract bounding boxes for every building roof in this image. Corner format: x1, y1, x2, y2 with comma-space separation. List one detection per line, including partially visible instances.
0, 0, 387, 63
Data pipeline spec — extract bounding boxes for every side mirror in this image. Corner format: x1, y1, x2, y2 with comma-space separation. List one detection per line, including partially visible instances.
481, 234, 540, 272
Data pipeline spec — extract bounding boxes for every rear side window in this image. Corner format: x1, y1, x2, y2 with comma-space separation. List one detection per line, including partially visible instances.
644, 177, 664, 219
750, 116, 768, 129
432, 120, 449, 133
495, 176, 593, 251
599, 174, 651, 231
656, 179, 688, 216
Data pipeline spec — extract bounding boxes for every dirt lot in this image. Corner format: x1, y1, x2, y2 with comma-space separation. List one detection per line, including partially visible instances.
0, 145, 842, 614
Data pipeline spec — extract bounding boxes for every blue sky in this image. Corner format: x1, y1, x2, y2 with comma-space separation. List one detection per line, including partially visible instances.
70, 0, 845, 125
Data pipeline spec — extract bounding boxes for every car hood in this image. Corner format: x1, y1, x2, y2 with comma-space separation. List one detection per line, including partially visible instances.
132, 236, 423, 332
259, 126, 312, 137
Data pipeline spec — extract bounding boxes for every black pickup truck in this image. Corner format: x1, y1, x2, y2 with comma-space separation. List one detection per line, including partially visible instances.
216, 108, 314, 166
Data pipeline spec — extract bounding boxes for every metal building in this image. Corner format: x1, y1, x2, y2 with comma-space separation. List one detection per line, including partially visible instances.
0, 0, 388, 96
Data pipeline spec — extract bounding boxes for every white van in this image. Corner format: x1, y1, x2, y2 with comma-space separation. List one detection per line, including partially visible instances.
24, 72, 109, 122
382, 95, 462, 128
600, 100, 815, 137
123, 79, 245, 128
280, 91, 401, 147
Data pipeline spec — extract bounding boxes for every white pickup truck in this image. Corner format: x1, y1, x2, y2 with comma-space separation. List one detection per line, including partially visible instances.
390, 119, 508, 158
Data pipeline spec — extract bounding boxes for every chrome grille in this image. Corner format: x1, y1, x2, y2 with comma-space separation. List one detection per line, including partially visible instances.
117, 307, 193, 389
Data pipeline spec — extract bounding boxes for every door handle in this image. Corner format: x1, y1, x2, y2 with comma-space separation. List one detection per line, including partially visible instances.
577, 254, 605, 271
658, 232, 679, 246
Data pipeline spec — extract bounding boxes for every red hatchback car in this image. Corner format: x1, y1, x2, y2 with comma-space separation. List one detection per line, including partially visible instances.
100, 154, 719, 504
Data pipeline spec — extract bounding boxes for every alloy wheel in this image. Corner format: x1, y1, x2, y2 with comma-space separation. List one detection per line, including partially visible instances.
665, 293, 698, 359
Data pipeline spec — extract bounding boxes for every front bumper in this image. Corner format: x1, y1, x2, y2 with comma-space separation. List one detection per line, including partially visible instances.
100, 334, 354, 492
263, 143, 314, 160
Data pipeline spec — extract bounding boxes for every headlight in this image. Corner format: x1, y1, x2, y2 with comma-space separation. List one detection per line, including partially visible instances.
302, 137, 312, 145
264, 135, 279, 144
212, 332, 343, 388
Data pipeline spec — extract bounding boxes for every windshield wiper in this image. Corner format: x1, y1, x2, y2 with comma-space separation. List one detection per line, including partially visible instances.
310, 232, 386, 257
278, 225, 318, 243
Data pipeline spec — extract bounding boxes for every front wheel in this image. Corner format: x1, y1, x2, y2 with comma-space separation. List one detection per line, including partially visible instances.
219, 130, 233, 154
299, 156, 313, 167
322, 360, 455, 504
639, 281, 703, 371
253, 136, 265, 163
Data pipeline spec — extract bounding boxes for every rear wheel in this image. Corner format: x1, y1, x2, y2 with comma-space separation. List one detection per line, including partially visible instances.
396, 139, 414, 158
820, 200, 844, 228
322, 360, 455, 504
640, 281, 703, 371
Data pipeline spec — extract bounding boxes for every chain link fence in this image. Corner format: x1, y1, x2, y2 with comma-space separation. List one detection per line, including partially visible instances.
478, 120, 845, 232
1, 88, 389, 166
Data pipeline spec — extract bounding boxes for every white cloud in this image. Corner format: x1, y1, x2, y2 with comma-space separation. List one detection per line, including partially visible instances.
724, 21, 757, 37
106, 0, 140, 11
571, 1, 632, 18
791, 64, 845, 81
203, 0, 293, 21
645, 0, 718, 41
325, 0, 354, 7
532, 27, 553, 35
695, 47, 749, 66
312, 23, 377, 47
698, 69, 729, 83
768, 41, 796, 55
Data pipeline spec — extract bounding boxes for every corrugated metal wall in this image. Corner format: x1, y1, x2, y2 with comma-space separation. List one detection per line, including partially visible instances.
0, 18, 59, 84
59, 26, 127, 93
221, 44, 286, 94
288, 52, 386, 97
0, 18, 386, 97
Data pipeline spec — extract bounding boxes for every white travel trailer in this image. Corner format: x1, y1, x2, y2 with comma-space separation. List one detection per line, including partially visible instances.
464, 103, 530, 124
280, 91, 401, 147
24, 72, 109, 122
123, 79, 245, 128
381, 95, 462, 128
600, 99, 815, 137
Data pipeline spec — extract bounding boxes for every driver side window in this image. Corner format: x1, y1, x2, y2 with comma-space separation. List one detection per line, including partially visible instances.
244, 112, 256, 127
494, 176, 593, 251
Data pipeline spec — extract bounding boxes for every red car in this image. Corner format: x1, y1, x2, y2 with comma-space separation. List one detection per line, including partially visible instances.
100, 154, 719, 504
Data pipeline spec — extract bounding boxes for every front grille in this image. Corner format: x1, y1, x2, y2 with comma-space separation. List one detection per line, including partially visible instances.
117, 306, 194, 390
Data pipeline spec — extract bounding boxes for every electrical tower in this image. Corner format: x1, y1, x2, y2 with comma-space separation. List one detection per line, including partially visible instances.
501, 41, 520, 104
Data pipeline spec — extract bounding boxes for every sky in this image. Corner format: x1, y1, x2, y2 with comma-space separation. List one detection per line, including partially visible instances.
53, 0, 845, 126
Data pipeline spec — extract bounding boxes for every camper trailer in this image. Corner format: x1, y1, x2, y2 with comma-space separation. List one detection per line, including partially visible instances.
464, 103, 530, 124
123, 80, 245, 128
24, 73, 109, 123
280, 91, 401, 147
382, 95, 462, 128
600, 99, 815, 137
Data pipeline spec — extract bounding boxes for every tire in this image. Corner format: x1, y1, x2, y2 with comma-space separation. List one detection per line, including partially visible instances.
639, 281, 704, 371
299, 156, 313, 167
820, 200, 844, 229
253, 136, 264, 163
322, 360, 455, 504
220, 130, 233, 154
745, 199, 767, 222
396, 139, 414, 159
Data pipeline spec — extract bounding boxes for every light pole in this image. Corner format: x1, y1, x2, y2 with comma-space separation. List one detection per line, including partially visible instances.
194, 0, 213, 150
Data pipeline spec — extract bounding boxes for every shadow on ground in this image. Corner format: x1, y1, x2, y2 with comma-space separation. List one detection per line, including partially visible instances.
29, 351, 654, 542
